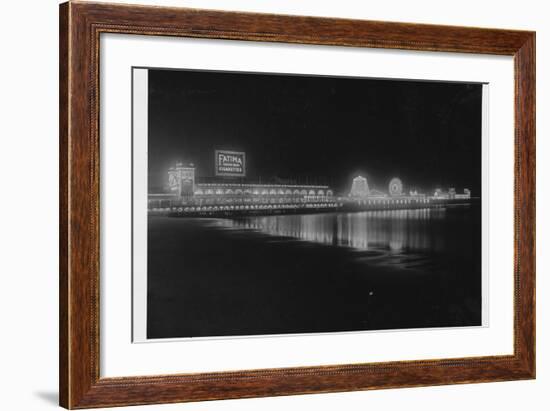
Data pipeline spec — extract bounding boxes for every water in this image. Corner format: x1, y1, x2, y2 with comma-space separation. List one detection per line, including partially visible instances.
220, 208, 444, 256
147, 206, 482, 339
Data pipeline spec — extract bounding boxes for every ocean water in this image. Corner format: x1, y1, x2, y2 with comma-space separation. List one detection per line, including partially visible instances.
146, 206, 482, 339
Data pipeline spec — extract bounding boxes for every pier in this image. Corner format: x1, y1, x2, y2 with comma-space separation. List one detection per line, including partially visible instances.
148, 161, 475, 218
149, 197, 478, 218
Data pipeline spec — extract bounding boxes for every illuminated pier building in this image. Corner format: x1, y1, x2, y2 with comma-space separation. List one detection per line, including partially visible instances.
349, 176, 370, 198
432, 187, 471, 200
148, 156, 472, 216
345, 174, 471, 211
149, 161, 336, 213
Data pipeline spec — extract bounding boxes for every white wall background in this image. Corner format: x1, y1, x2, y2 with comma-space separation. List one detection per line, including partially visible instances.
0, 0, 546, 410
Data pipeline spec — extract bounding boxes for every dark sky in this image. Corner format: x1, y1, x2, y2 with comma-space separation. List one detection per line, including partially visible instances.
147, 68, 482, 195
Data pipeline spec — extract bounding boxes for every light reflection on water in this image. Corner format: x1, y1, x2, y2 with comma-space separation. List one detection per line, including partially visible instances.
219, 209, 446, 252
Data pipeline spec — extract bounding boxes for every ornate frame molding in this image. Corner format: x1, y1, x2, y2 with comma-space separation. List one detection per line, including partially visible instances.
60, 2, 535, 408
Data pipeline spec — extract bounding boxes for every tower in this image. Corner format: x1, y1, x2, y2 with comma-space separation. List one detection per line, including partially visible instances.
350, 176, 370, 198
168, 162, 195, 197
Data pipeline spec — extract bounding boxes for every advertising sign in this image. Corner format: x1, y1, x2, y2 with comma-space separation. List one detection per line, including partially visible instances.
215, 150, 246, 177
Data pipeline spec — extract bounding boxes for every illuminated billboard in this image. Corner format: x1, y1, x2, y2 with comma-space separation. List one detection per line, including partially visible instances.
215, 150, 246, 177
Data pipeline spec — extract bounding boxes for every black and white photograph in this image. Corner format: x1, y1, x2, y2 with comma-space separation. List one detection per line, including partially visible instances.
133, 67, 485, 340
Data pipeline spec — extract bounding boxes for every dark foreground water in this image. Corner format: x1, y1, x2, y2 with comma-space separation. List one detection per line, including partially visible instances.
147, 206, 481, 339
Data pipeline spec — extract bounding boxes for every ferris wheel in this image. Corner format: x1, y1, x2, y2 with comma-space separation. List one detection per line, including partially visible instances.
389, 177, 403, 196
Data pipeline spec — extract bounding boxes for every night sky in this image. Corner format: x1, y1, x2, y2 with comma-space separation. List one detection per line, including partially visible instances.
147, 68, 482, 195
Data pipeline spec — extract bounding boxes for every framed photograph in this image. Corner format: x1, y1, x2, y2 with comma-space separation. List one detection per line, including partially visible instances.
59, 1, 535, 409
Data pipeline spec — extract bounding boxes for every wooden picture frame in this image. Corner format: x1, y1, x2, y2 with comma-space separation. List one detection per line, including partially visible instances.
59, 1, 535, 408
